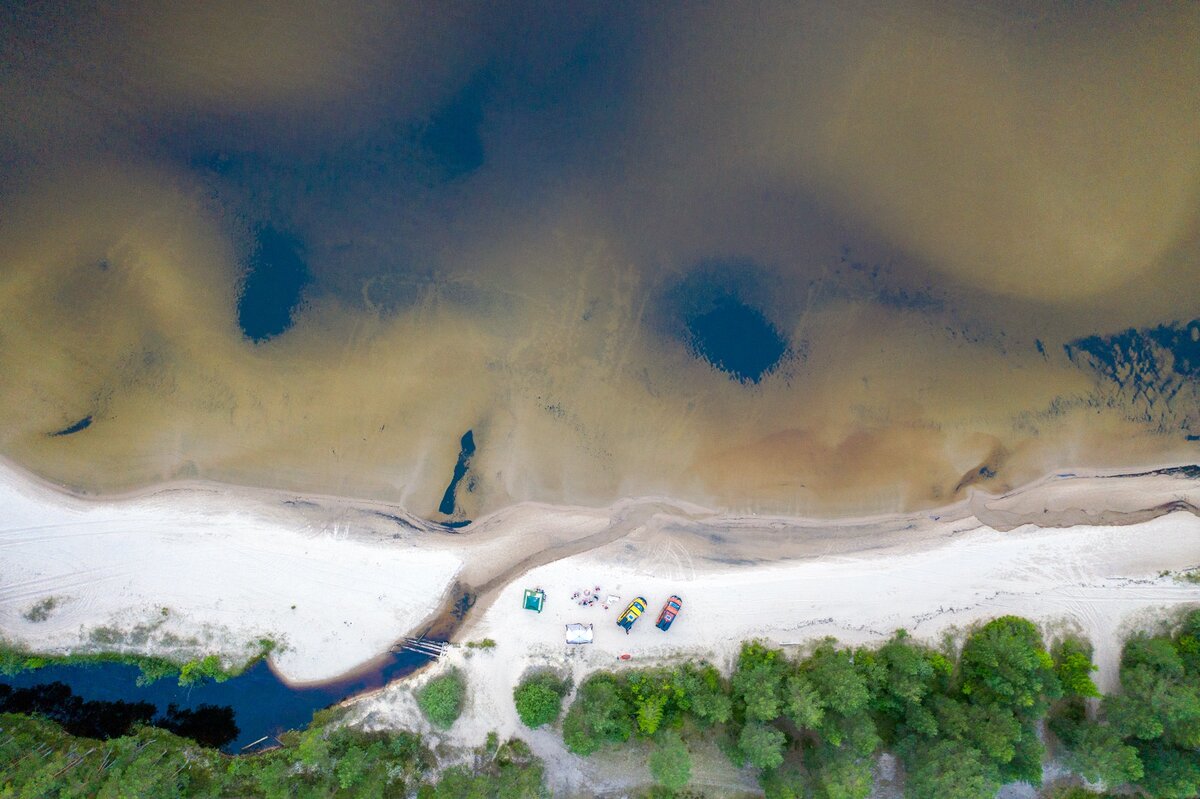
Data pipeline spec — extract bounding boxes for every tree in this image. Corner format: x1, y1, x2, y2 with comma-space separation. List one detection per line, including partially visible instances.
561, 673, 633, 756
932, 694, 1022, 766
738, 722, 787, 770
760, 764, 808, 799
673, 663, 732, 726
861, 631, 945, 740
804, 642, 870, 719
1107, 635, 1200, 748
960, 617, 1061, 715
733, 642, 788, 722
903, 739, 1001, 799
417, 670, 466, 729
513, 671, 570, 729
783, 670, 824, 730
1056, 715, 1143, 787
648, 730, 692, 791
1137, 744, 1200, 799
807, 747, 873, 799
1054, 638, 1101, 699
627, 668, 677, 736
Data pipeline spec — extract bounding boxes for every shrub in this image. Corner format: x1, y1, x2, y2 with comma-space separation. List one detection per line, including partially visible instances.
417, 670, 466, 730
178, 654, 230, 686
513, 671, 570, 729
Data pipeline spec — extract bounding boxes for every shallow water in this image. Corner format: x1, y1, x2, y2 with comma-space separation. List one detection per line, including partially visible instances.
0, 1, 1197, 518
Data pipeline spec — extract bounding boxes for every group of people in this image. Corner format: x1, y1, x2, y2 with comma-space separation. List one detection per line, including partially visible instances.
571, 586, 606, 608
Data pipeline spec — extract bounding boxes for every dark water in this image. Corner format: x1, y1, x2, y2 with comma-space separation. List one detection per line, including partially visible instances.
686, 299, 789, 384
237, 227, 310, 343
48, 415, 92, 437
438, 430, 477, 516
0, 648, 433, 753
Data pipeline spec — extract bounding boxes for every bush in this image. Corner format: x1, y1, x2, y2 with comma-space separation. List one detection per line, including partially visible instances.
178, 654, 230, 686
513, 671, 570, 729
417, 669, 466, 730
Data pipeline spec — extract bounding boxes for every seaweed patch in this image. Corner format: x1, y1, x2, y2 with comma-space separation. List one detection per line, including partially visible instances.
1066, 319, 1200, 437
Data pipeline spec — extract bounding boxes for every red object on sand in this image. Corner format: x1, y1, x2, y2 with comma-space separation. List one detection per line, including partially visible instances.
619, 654, 631, 660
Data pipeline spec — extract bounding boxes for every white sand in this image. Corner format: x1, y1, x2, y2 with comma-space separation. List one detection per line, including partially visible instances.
0, 463, 462, 682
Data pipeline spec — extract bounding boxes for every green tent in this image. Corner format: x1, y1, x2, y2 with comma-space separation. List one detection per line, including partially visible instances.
523, 588, 546, 613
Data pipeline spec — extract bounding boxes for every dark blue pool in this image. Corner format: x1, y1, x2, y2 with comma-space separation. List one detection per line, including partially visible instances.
0, 646, 434, 753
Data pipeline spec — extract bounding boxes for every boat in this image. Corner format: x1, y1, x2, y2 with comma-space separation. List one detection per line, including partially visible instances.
656, 595, 682, 631
617, 596, 647, 633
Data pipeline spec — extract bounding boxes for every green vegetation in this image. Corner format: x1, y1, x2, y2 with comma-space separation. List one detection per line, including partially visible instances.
0, 637, 276, 687
0, 709, 547, 798
648, 729, 691, 791
22, 596, 60, 623
418, 736, 548, 799
555, 614, 1200, 798
1053, 637, 1101, 699
562, 672, 633, 755
513, 671, 571, 729
1050, 609, 1200, 798
416, 669, 466, 729
466, 638, 497, 649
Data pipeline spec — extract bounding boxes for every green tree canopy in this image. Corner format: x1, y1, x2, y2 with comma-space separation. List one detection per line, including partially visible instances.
804, 641, 870, 719
1054, 638, 1101, 699
561, 673, 633, 756
738, 722, 788, 770
733, 642, 788, 722
960, 616, 1061, 715
648, 729, 692, 791
903, 739, 1001, 799
416, 670, 466, 730
513, 671, 570, 729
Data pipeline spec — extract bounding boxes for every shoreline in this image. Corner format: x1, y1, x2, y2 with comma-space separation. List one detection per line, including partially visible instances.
1, 457, 1199, 690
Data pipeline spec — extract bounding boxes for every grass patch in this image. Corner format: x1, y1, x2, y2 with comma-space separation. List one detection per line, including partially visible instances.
22, 596, 60, 623
466, 638, 496, 649
417, 669, 466, 729
0, 636, 277, 687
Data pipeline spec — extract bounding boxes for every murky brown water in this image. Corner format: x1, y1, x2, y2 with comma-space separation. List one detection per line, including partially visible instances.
1, 1, 1197, 519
